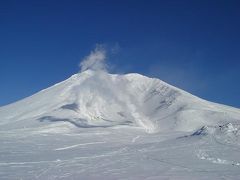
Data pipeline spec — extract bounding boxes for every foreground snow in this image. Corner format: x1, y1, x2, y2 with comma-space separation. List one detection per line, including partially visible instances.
0, 70, 240, 179
1, 124, 240, 179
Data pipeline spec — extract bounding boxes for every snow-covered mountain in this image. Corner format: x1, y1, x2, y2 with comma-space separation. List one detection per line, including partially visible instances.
0, 70, 239, 132
1, 70, 240, 179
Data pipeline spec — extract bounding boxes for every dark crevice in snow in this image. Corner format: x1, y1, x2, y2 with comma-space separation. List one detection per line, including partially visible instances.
38, 116, 133, 128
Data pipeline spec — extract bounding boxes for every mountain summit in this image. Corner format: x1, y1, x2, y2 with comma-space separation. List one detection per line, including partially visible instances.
1, 70, 239, 133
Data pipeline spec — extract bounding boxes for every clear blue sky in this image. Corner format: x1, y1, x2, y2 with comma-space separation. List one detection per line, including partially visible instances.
0, 0, 240, 108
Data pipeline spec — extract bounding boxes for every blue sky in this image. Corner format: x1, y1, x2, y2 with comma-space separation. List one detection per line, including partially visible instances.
0, 0, 240, 107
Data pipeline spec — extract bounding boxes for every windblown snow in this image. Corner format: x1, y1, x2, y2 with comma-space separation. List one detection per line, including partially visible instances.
0, 70, 240, 179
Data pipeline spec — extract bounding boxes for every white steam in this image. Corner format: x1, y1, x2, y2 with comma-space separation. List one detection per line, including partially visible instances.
80, 45, 107, 72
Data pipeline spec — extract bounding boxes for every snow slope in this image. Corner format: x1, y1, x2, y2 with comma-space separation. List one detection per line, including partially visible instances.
0, 70, 240, 179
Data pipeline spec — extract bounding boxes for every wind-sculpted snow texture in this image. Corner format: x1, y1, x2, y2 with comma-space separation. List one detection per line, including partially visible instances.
0, 70, 240, 179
